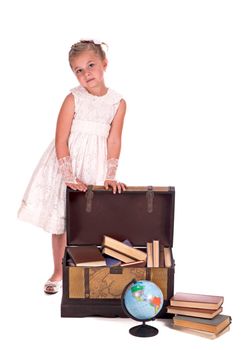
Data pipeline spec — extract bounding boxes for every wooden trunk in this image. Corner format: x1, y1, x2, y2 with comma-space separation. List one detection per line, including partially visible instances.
61, 186, 175, 318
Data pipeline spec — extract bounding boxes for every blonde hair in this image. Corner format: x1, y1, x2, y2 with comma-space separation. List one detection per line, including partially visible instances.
69, 40, 107, 67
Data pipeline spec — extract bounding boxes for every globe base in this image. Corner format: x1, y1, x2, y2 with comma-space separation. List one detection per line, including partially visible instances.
129, 322, 159, 337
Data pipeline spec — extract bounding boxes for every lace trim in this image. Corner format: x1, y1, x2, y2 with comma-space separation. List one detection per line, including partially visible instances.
58, 156, 76, 183
105, 158, 119, 180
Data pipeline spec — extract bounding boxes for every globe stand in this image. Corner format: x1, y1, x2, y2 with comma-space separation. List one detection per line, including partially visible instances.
129, 321, 159, 337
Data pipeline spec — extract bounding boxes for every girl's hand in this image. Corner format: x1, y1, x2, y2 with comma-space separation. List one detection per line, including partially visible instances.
104, 180, 126, 194
65, 178, 88, 192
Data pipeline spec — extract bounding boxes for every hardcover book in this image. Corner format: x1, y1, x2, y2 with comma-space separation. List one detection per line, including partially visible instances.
164, 247, 172, 268
102, 247, 136, 263
121, 260, 146, 267
159, 244, 165, 267
104, 256, 121, 267
173, 324, 230, 339
153, 240, 159, 267
167, 305, 223, 319
173, 314, 231, 334
67, 246, 106, 267
170, 292, 224, 310
146, 242, 153, 267
103, 239, 133, 266
102, 235, 147, 261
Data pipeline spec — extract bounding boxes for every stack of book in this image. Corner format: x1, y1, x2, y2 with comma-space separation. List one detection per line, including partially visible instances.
167, 292, 231, 337
102, 235, 147, 267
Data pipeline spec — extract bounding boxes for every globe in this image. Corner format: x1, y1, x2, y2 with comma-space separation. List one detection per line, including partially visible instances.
121, 280, 164, 337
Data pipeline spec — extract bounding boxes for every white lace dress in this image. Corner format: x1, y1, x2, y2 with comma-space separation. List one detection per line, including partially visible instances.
18, 85, 122, 234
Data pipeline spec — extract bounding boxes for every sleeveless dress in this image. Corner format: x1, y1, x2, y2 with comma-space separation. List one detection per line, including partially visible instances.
18, 85, 122, 234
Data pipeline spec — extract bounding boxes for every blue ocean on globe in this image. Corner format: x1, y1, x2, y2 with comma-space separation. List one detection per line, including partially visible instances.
123, 280, 164, 321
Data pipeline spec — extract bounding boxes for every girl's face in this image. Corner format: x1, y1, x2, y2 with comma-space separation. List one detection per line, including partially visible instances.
71, 50, 107, 92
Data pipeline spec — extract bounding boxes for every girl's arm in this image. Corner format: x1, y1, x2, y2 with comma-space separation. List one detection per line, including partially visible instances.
55, 93, 74, 159
107, 99, 126, 159
105, 99, 127, 193
55, 94, 87, 191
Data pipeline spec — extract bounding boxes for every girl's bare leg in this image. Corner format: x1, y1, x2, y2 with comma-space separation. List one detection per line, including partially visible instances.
44, 233, 66, 293
50, 233, 66, 280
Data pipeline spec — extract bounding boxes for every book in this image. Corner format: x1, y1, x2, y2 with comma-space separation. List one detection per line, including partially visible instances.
146, 242, 153, 267
104, 239, 133, 266
159, 244, 165, 267
173, 314, 231, 334
123, 239, 133, 247
67, 258, 75, 267
170, 292, 224, 310
167, 305, 223, 319
173, 324, 230, 339
164, 247, 172, 267
102, 235, 147, 261
153, 240, 159, 267
121, 260, 146, 267
102, 247, 136, 263
104, 256, 121, 267
67, 246, 106, 267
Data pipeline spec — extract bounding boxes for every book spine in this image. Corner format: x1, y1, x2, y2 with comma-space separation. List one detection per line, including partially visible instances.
153, 240, 159, 267
146, 242, 153, 267
164, 247, 172, 268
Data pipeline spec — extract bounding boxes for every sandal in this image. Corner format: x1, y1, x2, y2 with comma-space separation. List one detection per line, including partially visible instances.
44, 280, 62, 294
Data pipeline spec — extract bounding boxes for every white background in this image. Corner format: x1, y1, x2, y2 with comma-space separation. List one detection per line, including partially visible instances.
0, 0, 243, 349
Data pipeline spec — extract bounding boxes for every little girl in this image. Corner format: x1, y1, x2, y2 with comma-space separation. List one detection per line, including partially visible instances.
18, 39, 126, 294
